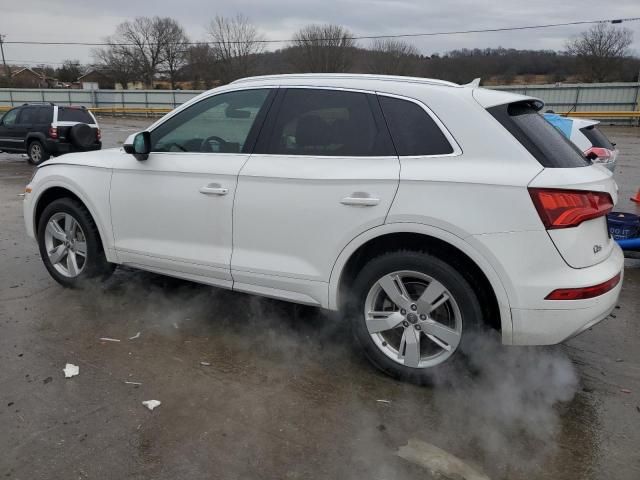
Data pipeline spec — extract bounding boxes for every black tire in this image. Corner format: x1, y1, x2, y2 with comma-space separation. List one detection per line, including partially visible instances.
69, 123, 96, 149
37, 198, 115, 288
27, 140, 50, 165
347, 250, 483, 385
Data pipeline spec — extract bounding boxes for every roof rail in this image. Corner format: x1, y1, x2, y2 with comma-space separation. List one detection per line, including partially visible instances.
231, 73, 460, 87
22, 102, 55, 106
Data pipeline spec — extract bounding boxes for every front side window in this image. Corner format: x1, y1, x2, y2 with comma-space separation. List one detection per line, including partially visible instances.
151, 89, 271, 153
378, 96, 454, 156
1, 109, 19, 127
266, 89, 394, 156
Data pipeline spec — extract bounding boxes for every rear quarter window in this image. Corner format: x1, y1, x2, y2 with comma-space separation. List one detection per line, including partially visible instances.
378, 96, 454, 156
488, 101, 589, 168
57, 107, 93, 123
580, 125, 614, 150
35, 107, 52, 124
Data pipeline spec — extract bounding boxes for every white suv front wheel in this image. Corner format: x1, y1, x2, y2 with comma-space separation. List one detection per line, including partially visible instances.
37, 198, 115, 287
349, 251, 483, 384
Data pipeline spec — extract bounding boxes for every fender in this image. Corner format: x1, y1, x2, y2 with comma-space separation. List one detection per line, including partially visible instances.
25, 132, 47, 148
327, 222, 514, 344
31, 168, 118, 263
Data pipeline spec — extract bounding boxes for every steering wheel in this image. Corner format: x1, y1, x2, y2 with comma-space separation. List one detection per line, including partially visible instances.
200, 135, 227, 153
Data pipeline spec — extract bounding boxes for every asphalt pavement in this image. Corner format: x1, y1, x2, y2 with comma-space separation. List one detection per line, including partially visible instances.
0, 117, 639, 479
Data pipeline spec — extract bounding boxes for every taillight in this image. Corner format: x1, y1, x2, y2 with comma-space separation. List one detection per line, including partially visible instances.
48, 126, 58, 139
584, 147, 612, 160
529, 188, 613, 230
96, 128, 101, 141
545, 273, 621, 300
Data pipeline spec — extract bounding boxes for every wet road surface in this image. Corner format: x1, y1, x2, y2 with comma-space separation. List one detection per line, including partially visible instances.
1, 119, 639, 479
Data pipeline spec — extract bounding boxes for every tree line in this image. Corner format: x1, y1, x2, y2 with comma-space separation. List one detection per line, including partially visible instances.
7, 17, 639, 88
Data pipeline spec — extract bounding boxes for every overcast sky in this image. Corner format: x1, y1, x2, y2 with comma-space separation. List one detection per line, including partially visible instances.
2, 0, 639, 67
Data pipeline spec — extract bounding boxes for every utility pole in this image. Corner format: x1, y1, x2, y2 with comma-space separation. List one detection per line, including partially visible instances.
0, 34, 11, 79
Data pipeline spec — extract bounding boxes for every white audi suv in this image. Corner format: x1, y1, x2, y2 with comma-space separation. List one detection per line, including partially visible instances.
23, 74, 623, 383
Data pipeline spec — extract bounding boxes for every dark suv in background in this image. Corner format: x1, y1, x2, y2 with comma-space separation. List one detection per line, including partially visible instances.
0, 103, 101, 164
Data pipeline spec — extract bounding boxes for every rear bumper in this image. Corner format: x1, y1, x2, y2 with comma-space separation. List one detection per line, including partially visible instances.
511, 245, 623, 345
471, 230, 624, 345
511, 271, 622, 345
45, 139, 101, 155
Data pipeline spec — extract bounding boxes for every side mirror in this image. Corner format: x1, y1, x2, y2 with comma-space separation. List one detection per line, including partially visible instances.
123, 131, 151, 161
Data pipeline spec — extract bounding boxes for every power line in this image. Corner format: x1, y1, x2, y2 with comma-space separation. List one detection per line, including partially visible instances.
3, 17, 639, 47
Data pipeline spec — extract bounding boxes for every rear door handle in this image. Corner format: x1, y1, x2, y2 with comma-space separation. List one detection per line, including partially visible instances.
199, 183, 229, 196
341, 193, 380, 207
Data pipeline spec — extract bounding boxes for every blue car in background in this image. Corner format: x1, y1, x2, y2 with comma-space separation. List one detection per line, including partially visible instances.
543, 113, 618, 172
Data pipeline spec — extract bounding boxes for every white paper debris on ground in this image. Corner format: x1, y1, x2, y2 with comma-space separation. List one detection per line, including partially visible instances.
128, 332, 141, 340
124, 381, 142, 386
376, 399, 392, 404
397, 439, 491, 480
142, 400, 161, 411
200, 361, 211, 366
63, 363, 79, 378
99, 337, 121, 342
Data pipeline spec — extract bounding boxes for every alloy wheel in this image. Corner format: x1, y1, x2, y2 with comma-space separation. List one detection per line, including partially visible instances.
30, 143, 42, 163
43, 212, 87, 278
363, 270, 463, 369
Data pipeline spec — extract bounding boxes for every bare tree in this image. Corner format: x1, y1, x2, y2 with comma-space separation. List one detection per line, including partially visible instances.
207, 15, 264, 84
92, 44, 138, 89
158, 18, 189, 89
288, 24, 357, 72
56, 59, 84, 83
367, 39, 420, 75
185, 43, 218, 89
110, 17, 167, 87
566, 23, 633, 82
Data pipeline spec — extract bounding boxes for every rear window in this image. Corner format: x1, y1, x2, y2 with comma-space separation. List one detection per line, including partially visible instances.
580, 125, 614, 150
488, 101, 589, 168
378, 96, 454, 156
57, 107, 93, 123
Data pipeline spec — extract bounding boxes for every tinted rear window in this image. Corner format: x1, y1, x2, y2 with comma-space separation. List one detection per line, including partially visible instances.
35, 107, 52, 124
266, 89, 394, 156
488, 101, 589, 168
57, 107, 93, 123
378, 96, 454, 156
580, 125, 614, 150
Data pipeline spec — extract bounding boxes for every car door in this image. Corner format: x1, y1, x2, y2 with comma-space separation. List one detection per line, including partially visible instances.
110, 88, 275, 288
0, 108, 21, 151
231, 88, 400, 305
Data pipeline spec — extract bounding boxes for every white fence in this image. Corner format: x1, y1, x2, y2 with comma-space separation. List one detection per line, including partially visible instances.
1, 82, 639, 122
0, 89, 202, 110
492, 82, 640, 114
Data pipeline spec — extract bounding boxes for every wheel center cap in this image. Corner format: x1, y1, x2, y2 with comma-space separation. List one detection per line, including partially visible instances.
407, 312, 418, 324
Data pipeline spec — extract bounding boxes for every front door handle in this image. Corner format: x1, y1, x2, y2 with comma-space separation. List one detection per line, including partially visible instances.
341, 193, 380, 207
199, 183, 229, 196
